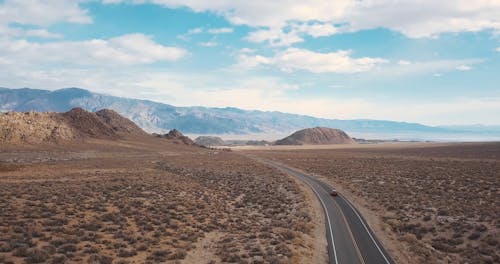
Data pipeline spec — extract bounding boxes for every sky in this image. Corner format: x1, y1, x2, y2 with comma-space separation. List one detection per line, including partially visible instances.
0, 0, 500, 126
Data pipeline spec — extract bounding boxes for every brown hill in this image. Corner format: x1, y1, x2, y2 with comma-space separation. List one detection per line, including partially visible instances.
95, 109, 146, 136
275, 127, 355, 145
156, 129, 195, 145
194, 136, 225, 147
0, 111, 78, 144
62, 107, 117, 139
0, 108, 147, 145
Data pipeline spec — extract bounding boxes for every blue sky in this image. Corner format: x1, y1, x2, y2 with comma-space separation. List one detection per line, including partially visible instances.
0, 0, 499, 125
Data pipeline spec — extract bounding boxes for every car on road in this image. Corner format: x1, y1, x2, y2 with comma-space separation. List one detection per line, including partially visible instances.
330, 188, 338, 196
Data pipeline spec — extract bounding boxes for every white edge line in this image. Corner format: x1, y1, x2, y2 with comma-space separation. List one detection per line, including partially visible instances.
244, 156, 338, 264
340, 194, 391, 264
278, 165, 339, 264
247, 156, 389, 264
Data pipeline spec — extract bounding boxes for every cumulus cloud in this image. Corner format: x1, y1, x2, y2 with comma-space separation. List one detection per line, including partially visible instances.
200, 41, 218, 47
112, 0, 500, 42
178, 27, 233, 40
238, 48, 388, 73
376, 59, 482, 77
456, 65, 472, 71
0, 34, 187, 66
0, 26, 63, 39
0, 0, 92, 26
246, 28, 303, 46
245, 22, 340, 46
207, 27, 233, 34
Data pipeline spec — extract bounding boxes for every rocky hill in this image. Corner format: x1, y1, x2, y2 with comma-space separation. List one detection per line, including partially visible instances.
95, 109, 146, 136
0, 108, 146, 144
155, 129, 195, 146
275, 127, 355, 145
194, 136, 225, 147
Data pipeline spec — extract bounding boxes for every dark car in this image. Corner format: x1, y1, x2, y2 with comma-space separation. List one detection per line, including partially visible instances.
330, 188, 338, 196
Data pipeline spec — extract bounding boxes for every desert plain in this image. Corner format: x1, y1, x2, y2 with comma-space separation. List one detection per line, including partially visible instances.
0, 137, 499, 264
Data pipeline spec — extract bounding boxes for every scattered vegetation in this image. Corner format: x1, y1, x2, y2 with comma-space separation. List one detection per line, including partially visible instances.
256, 143, 500, 263
0, 141, 316, 263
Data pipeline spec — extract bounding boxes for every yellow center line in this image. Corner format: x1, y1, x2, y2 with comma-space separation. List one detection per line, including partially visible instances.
331, 197, 366, 264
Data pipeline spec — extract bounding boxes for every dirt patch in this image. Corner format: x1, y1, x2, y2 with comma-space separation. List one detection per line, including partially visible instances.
182, 232, 222, 264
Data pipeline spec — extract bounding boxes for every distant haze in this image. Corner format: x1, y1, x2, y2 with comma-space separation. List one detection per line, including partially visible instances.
1, 87, 499, 142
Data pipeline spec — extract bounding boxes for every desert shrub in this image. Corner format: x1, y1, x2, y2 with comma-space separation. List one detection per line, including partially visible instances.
0, 241, 12, 252
25, 248, 49, 263
41, 245, 56, 255
57, 243, 77, 254
168, 249, 187, 260
468, 231, 481, 240
50, 254, 68, 264
13, 246, 29, 257
117, 248, 137, 258
475, 224, 487, 232
88, 254, 113, 264
484, 235, 498, 246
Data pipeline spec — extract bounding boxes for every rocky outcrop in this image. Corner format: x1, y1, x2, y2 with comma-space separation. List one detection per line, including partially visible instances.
275, 127, 355, 145
0, 108, 147, 144
95, 109, 146, 136
156, 129, 195, 145
194, 136, 225, 147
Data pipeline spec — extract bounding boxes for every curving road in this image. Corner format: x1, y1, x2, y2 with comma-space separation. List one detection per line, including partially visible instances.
250, 156, 395, 264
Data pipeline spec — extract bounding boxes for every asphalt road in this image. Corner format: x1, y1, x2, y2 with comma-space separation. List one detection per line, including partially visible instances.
251, 156, 395, 264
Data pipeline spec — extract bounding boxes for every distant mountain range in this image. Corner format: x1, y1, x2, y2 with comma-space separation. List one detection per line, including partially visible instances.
1, 87, 499, 140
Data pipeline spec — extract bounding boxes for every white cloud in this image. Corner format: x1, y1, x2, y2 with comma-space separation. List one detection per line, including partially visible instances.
294, 22, 339, 38
200, 41, 218, 47
246, 28, 303, 46
0, 0, 92, 27
0, 34, 187, 66
187, 27, 203, 34
25, 29, 63, 39
0, 26, 63, 39
207, 27, 233, 34
456, 65, 472, 71
238, 48, 388, 73
496, 47, 500, 52
115, 0, 500, 40
178, 27, 233, 40
246, 22, 340, 46
377, 59, 482, 77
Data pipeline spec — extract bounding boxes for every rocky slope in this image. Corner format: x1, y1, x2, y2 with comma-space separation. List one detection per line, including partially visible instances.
155, 129, 195, 146
95, 109, 147, 136
194, 136, 225, 147
275, 127, 355, 145
0, 108, 146, 144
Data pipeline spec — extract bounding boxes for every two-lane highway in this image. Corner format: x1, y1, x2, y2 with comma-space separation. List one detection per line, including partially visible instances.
249, 156, 395, 264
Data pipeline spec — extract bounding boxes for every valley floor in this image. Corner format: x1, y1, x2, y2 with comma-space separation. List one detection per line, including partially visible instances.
246, 142, 500, 264
0, 138, 325, 264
